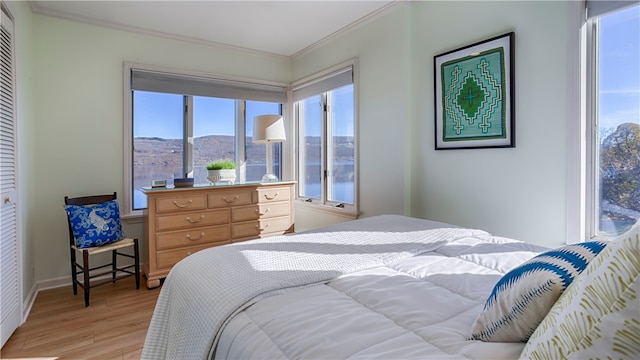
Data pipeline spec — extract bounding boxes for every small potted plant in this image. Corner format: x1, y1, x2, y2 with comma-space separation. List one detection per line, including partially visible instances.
206, 159, 237, 184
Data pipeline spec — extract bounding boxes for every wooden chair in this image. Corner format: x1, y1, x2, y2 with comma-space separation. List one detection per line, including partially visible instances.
64, 192, 140, 307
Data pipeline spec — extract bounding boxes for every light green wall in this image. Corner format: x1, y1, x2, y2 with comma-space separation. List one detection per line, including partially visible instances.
294, 1, 572, 248
411, 1, 570, 247
30, 14, 291, 282
13, 1, 575, 292
293, 5, 414, 231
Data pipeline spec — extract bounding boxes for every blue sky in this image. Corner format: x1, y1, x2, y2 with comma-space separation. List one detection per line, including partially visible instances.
133, 93, 279, 138
599, 4, 640, 131
133, 84, 355, 139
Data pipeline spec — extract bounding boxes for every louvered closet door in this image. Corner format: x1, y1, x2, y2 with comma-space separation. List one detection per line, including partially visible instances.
0, 6, 20, 348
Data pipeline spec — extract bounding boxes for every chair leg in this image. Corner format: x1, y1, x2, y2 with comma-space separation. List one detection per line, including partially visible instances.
112, 250, 117, 283
70, 247, 77, 295
82, 250, 90, 307
134, 239, 140, 290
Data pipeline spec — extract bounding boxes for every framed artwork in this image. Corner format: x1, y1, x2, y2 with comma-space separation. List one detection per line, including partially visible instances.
434, 32, 515, 150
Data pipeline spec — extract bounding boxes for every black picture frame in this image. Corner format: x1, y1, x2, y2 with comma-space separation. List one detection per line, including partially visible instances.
434, 32, 515, 150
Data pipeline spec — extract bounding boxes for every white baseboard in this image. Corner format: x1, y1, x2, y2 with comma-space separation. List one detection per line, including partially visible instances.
21, 264, 143, 322
22, 285, 37, 322
37, 276, 72, 291
19, 261, 143, 335
22, 276, 70, 322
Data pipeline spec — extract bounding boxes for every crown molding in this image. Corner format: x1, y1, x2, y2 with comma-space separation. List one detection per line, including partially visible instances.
29, 0, 403, 62
28, 0, 291, 61
291, 1, 404, 60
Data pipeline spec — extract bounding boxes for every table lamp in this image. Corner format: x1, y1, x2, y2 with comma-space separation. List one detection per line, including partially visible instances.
253, 115, 286, 182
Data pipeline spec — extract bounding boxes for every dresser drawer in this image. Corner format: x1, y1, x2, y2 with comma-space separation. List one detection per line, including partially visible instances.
156, 243, 228, 269
232, 216, 292, 239
232, 202, 291, 222
156, 225, 230, 251
156, 208, 229, 232
208, 189, 252, 208
254, 187, 291, 204
156, 194, 207, 213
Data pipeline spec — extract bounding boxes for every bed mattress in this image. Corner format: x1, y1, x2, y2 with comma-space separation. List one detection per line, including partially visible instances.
215, 219, 545, 359
142, 215, 547, 359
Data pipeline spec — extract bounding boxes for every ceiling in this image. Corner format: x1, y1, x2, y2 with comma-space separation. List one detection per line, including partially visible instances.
29, 1, 398, 58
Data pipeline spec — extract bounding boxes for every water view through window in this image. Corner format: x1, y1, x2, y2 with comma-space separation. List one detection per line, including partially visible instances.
133, 91, 281, 209
298, 83, 355, 206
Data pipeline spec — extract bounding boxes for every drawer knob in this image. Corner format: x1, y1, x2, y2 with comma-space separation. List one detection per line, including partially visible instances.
222, 195, 239, 203
263, 192, 279, 200
256, 208, 270, 216
255, 223, 271, 231
173, 200, 193, 208
186, 232, 205, 241
186, 215, 205, 223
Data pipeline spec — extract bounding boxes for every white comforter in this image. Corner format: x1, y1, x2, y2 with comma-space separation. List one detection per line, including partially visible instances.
142, 215, 546, 359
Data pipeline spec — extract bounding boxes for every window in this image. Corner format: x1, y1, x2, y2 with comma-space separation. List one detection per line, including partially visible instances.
124, 64, 287, 216
293, 63, 357, 214
585, 2, 640, 239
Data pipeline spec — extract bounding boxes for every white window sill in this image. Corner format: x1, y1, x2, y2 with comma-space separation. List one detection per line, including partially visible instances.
295, 199, 359, 220
122, 212, 145, 224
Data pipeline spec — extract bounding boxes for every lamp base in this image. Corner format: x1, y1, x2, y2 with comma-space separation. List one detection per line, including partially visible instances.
261, 173, 279, 182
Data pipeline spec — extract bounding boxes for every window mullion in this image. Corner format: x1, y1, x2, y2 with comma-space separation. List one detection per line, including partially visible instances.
592, 18, 600, 240
236, 100, 246, 183
586, 18, 600, 241
325, 92, 337, 206
184, 96, 194, 178
295, 102, 305, 199
321, 93, 328, 205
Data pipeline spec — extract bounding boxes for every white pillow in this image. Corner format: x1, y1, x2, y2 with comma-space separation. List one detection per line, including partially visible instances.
520, 222, 640, 359
471, 241, 607, 342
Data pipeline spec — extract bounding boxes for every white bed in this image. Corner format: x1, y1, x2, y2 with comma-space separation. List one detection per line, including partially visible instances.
141, 214, 640, 359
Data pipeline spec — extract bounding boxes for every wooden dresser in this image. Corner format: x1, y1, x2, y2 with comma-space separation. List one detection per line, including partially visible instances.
141, 181, 295, 288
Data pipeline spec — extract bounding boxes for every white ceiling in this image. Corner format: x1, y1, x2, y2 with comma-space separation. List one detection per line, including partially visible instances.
29, 0, 398, 58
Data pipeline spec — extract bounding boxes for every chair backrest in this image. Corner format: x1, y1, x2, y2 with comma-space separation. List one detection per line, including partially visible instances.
64, 192, 118, 247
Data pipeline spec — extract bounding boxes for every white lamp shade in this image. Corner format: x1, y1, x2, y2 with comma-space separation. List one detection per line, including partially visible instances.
253, 115, 286, 143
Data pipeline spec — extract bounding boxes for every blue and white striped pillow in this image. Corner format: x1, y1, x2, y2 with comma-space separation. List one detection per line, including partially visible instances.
471, 241, 607, 342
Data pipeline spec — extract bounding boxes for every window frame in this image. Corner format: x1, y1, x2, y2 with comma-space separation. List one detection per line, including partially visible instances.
122, 62, 288, 218
581, 2, 640, 241
585, 15, 601, 242
292, 60, 359, 218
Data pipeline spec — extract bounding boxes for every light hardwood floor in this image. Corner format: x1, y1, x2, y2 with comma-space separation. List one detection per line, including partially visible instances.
1, 277, 160, 360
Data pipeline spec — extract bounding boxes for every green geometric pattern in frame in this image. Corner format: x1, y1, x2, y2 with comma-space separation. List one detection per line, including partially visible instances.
434, 32, 515, 150
441, 47, 506, 141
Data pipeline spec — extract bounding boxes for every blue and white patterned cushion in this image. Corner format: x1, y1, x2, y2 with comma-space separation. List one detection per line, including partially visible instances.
470, 241, 607, 342
64, 199, 125, 249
